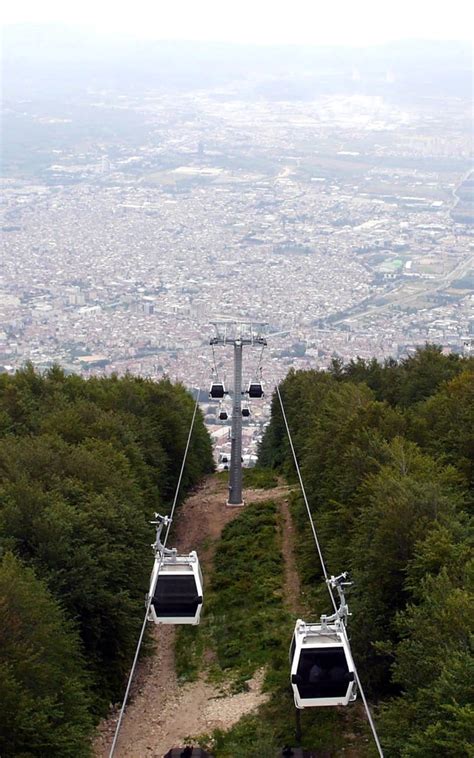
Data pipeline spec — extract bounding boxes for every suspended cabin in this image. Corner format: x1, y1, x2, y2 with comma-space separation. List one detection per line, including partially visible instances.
289, 619, 357, 708
148, 551, 203, 625
242, 407, 250, 417
209, 382, 225, 399
247, 381, 264, 399
219, 409, 228, 420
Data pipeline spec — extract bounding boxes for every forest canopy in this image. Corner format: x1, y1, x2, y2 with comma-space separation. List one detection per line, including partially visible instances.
1, 348, 472, 756
0, 366, 213, 757
259, 346, 473, 756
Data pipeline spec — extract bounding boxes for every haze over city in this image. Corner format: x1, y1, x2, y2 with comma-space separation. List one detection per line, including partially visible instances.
1, 3, 473, 459
2, 0, 474, 43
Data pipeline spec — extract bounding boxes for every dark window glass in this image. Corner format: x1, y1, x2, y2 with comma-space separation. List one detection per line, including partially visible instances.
296, 647, 350, 699
153, 575, 201, 617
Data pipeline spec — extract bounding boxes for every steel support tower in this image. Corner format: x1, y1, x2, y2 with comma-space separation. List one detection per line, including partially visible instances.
210, 320, 267, 506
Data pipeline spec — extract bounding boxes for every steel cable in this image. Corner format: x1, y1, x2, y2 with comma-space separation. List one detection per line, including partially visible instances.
276, 383, 384, 758
108, 388, 200, 758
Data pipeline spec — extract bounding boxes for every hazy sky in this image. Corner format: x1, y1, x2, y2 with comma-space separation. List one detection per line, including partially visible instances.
1, 0, 473, 45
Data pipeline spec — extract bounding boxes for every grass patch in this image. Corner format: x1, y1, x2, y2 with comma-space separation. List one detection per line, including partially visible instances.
175, 499, 288, 686
175, 624, 204, 683
215, 470, 230, 483
177, 493, 377, 756
207, 499, 289, 682
243, 467, 279, 489
288, 490, 331, 616
198, 714, 279, 757
197, 687, 351, 757
214, 467, 279, 490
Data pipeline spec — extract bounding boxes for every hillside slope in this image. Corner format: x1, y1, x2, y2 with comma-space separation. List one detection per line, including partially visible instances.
0, 367, 213, 756
259, 347, 473, 757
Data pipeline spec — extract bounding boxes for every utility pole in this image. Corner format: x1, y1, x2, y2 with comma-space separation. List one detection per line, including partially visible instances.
210, 320, 267, 506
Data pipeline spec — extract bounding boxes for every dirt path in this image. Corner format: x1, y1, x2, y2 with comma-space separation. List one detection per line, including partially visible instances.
93, 476, 291, 758
278, 497, 302, 615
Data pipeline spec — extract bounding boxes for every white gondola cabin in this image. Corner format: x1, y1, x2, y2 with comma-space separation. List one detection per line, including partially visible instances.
242, 407, 250, 417
219, 409, 228, 421
289, 618, 357, 708
247, 381, 264, 399
209, 381, 225, 399
148, 551, 203, 625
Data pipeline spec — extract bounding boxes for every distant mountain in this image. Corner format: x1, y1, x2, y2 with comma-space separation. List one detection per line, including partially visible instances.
2, 24, 472, 100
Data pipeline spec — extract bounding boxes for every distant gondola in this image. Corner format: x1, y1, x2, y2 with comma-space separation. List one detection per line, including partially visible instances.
209, 381, 225, 399
247, 381, 264, 399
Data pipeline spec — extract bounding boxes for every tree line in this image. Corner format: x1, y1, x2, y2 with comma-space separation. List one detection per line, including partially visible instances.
0, 366, 214, 757
259, 345, 473, 757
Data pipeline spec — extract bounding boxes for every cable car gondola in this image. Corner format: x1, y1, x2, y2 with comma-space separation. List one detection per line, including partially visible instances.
289, 574, 357, 708
247, 381, 264, 399
289, 618, 356, 707
148, 550, 203, 625
209, 381, 225, 399
219, 409, 228, 421
242, 406, 250, 417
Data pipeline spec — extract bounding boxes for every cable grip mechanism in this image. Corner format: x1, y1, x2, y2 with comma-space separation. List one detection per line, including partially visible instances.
150, 513, 176, 558
320, 571, 353, 631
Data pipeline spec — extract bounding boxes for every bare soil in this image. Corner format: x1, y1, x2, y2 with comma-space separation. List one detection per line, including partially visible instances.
278, 497, 302, 616
93, 476, 291, 758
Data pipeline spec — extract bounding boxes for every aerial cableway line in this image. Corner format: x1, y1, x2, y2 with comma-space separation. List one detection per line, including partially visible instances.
108, 389, 201, 758
275, 383, 384, 758
209, 319, 267, 506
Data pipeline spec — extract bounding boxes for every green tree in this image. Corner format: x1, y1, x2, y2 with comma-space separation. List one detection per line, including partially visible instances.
409, 370, 474, 487
0, 552, 93, 757
380, 564, 474, 757
258, 353, 473, 756
0, 434, 151, 708
349, 438, 463, 692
